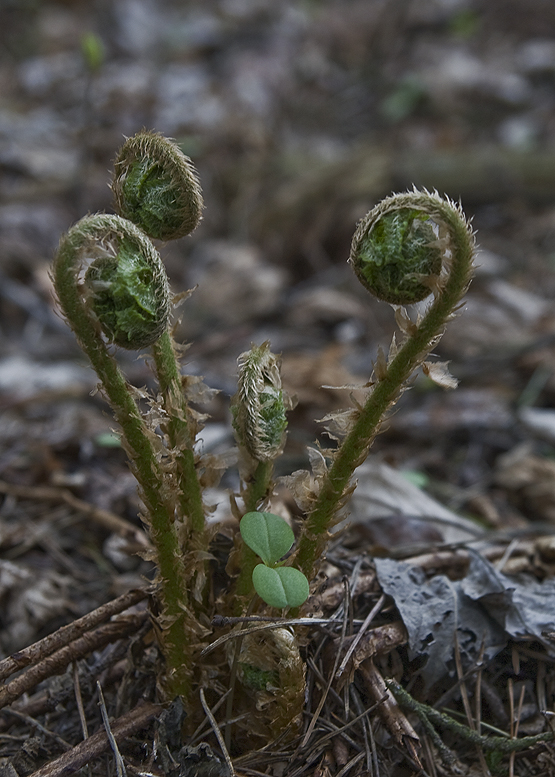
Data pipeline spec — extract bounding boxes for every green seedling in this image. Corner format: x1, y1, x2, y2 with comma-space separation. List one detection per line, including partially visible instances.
52, 129, 476, 744
81, 32, 104, 73
252, 564, 310, 609
240, 511, 310, 608
240, 511, 295, 566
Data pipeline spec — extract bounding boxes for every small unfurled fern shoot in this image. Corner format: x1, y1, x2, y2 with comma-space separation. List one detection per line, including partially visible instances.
295, 190, 475, 580
230, 342, 290, 600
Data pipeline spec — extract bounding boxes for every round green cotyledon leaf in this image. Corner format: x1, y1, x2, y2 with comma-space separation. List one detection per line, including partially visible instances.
252, 564, 310, 609
240, 511, 294, 566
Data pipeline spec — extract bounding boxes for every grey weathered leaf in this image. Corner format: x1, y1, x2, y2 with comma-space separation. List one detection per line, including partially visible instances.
462, 550, 555, 647
374, 557, 507, 688
376, 552, 555, 688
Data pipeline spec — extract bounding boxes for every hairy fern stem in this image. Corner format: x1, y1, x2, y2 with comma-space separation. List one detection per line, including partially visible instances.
53, 215, 197, 700
296, 191, 475, 579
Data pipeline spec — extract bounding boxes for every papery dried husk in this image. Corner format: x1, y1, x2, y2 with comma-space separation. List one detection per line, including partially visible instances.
197, 450, 238, 490
225, 626, 306, 744
422, 360, 458, 389
394, 305, 418, 336
320, 407, 361, 442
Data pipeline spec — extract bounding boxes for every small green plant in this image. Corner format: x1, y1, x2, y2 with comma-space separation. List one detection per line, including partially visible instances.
240, 511, 310, 608
52, 130, 475, 744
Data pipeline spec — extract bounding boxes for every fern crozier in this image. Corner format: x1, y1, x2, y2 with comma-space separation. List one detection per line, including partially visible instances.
113, 130, 204, 241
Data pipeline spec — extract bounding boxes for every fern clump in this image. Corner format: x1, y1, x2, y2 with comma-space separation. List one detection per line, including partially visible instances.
52, 131, 476, 746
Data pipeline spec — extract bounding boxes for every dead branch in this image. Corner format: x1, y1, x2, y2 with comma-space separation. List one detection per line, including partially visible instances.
0, 587, 148, 681
26, 700, 162, 777
328, 620, 408, 687
358, 659, 422, 769
0, 613, 147, 710
0, 480, 149, 547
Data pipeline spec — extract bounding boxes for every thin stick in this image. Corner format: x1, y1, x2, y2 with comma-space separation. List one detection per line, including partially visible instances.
0, 480, 148, 546
73, 662, 89, 739
199, 688, 236, 777
202, 617, 348, 656
474, 639, 486, 738
0, 588, 148, 681
306, 657, 345, 708
27, 701, 161, 777
454, 633, 474, 730
97, 681, 126, 777
454, 632, 489, 774
225, 598, 256, 752
335, 751, 365, 777
2, 708, 72, 751
337, 594, 386, 679
302, 580, 351, 747
0, 614, 146, 709
349, 685, 374, 775
73, 661, 91, 777
301, 696, 388, 751
510, 684, 526, 777
189, 689, 232, 744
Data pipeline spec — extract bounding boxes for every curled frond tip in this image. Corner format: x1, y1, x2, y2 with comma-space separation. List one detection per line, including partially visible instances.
112, 130, 204, 242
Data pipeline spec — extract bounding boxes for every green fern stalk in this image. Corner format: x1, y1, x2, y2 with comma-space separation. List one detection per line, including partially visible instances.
151, 330, 206, 536
296, 190, 476, 579
52, 214, 195, 700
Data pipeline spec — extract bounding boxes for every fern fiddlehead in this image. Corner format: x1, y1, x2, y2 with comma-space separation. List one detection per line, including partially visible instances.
296, 189, 476, 579
77, 214, 172, 348
112, 130, 203, 241
53, 212, 198, 698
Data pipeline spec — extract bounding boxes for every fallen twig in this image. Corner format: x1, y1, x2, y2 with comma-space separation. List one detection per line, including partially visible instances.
334, 620, 407, 684
358, 660, 421, 769
0, 613, 147, 709
0, 480, 149, 547
26, 700, 162, 777
200, 687, 236, 777
0, 587, 148, 681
